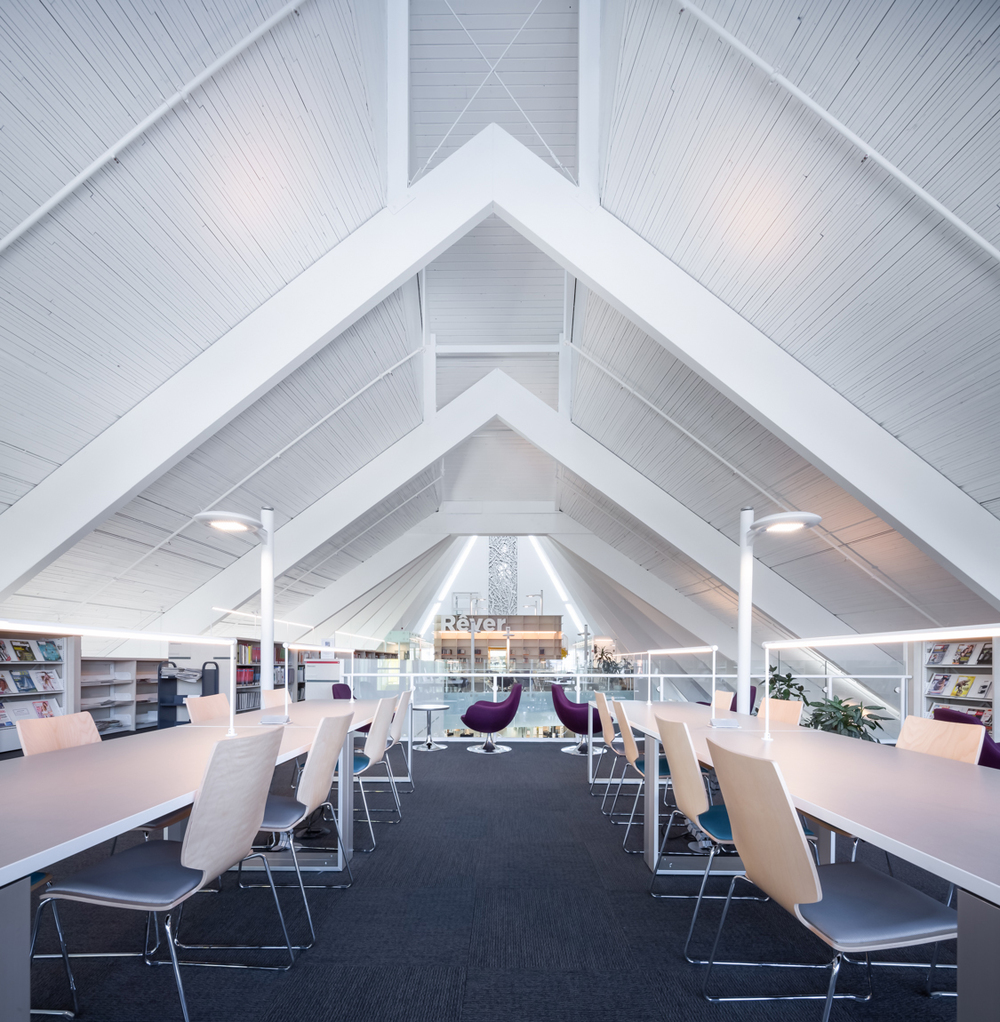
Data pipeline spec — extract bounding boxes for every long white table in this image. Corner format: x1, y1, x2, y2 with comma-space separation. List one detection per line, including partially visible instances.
623, 700, 1000, 1019
0, 699, 377, 1022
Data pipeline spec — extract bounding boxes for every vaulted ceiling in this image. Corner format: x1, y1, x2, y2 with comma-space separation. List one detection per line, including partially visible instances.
1, 0, 998, 659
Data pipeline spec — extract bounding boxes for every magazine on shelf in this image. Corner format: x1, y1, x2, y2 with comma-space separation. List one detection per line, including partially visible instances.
0, 640, 12, 662
31, 669, 59, 692
983, 709, 994, 728
951, 643, 977, 666
10, 640, 38, 662
927, 674, 951, 696
0, 703, 11, 727
35, 639, 61, 662
970, 678, 994, 700
950, 676, 976, 698
926, 643, 950, 665
10, 670, 37, 693
978, 641, 993, 666
0, 672, 13, 696
32, 699, 59, 718
7, 703, 34, 722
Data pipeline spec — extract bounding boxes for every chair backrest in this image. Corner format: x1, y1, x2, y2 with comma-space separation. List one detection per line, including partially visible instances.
296, 712, 354, 815
261, 689, 286, 709
765, 698, 804, 726
655, 717, 708, 822
185, 692, 230, 723
331, 683, 352, 699
181, 728, 282, 882
897, 714, 984, 764
612, 700, 641, 767
708, 739, 822, 915
711, 689, 734, 713
388, 689, 412, 746
17, 711, 101, 756
362, 697, 396, 764
595, 692, 618, 747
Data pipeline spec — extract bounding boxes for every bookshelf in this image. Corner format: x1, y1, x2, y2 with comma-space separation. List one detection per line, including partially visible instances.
166, 638, 284, 715
0, 631, 79, 753
923, 638, 995, 736
79, 657, 167, 734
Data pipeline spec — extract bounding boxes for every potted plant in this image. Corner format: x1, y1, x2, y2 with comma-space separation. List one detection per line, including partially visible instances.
767, 665, 806, 702
805, 695, 890, 741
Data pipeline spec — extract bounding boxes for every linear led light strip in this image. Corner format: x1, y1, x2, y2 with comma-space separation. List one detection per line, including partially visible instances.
213, 607, 311, 629
0, 617, 242, 736
418, 536, 478, 637
764, 623, 1000, 651
529, 536, 585, 634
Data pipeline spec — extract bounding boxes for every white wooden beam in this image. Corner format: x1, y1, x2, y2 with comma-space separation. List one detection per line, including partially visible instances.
386, 0, 410, 209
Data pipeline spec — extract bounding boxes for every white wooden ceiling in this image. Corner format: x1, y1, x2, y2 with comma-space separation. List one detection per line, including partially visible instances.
0, 0, 998, 648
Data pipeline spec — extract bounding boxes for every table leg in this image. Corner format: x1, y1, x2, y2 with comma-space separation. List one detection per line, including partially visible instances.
337, 729, 354, 869
813, 823, 837, 864
958, 889, 1000, 1020
643, 734, 660, 871
1, 877, 30, 1022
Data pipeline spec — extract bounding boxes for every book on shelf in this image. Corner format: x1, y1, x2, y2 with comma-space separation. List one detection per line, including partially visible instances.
950, 643, 977, 666
10, 670, 37, 693
926, 643, 950, 665
978, 641, 993, 666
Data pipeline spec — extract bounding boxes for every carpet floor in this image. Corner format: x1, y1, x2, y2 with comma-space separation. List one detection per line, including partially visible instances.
29, 741, 956, 1021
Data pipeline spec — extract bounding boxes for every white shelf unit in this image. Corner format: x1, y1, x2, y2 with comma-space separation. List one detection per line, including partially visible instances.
80, 657, 167, 734
0, 632, 79, 753
923, 637, 995, 737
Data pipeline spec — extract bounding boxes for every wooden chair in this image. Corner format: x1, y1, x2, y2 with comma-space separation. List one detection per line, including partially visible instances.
611, 700, 669, 853
711, 689, 736, 713
184, 692, 230, 724
261, 688, 287, 709
385, 689, 413, 792
352, 697, 399, 850
16, 711, 100, 755
32, 729, 290, 1020
764, 698, 804, 726
703, 739, 956, 1013
897, 714, 984, 764
593, 692, 628, 810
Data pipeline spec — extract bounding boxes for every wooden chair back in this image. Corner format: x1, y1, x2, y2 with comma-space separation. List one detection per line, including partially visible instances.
296, 712, 353, 815
362, 697, 396, 765
17, 711, 101, 756
897, 714, 984, 764
712, 689, 735, 713
708, 739, 822, 914
612, 700, 641, 768
181, 728, 282, 882
184, 692, 230, 723
656, 717, 708, 822
388, 690, 411, 746
595, 692, 619, 749
765, 698, 804, 726
261, 689, 286, 709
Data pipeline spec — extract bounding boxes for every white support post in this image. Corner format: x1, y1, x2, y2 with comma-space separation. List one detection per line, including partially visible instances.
260, 507, 275, 691
386, 0, 410, 210
736, 507, 754, 715
576, 0, 601, 206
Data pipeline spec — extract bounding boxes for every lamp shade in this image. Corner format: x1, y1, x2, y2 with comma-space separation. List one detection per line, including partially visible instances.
193, 510, 263, 534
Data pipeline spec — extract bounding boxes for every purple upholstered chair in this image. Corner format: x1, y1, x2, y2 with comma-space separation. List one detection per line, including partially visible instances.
461, 683, 522, 754
551, 684, 602, 756
331, 683, 352, 699
932, 707, 1000, 769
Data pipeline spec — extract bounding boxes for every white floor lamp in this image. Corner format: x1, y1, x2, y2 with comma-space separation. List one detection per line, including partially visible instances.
737, 508, 821, 717
194, 507, 275, 712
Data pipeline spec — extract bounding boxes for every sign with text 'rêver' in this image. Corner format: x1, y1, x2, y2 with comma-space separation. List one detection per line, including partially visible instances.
441, 616, 506, 633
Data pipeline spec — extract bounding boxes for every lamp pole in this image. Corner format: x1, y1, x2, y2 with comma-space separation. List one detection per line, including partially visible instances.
735, 507, 822, 717
260, 507, 275, 692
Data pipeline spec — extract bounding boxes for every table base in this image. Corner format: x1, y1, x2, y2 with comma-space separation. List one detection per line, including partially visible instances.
654, 853, 746, 877
415, 742, 447, 752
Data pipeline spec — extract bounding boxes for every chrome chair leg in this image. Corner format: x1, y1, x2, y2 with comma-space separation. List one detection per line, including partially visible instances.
600, 754, 625, 813
30, 899, 78, 1018
622, 777, 645, 852
388, 741, 413, 793
162, 913, 191, 1022
701, 876, 874, 1004
355, 776, 376, 851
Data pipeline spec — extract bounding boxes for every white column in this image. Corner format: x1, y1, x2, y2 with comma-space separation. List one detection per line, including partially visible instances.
736, 506, 754, 715
260, 507, 275, 691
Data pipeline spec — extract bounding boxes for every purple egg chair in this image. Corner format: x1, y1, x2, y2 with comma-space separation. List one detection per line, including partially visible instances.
461, 683, 522, 754
932, 706, 1000, 769
551, 684, 602, 756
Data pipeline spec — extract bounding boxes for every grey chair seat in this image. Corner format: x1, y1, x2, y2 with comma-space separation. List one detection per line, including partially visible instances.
798, 862, 957, 952
262, 794, 308, 831
46, 840, 203, 911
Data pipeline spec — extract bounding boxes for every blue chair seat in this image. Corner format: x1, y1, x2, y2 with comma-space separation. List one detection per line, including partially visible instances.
353, 753, 370, 774
633, 754, 670, 775
695, 803, 733, 843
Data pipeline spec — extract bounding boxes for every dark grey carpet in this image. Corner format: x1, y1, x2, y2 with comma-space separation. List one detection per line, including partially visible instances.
29, 741, 956, 1020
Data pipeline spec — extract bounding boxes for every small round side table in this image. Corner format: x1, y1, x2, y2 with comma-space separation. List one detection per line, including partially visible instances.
413, 703, 450, 751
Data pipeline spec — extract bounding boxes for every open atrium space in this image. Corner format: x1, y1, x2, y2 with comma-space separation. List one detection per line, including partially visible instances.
2, 2, 1000, 1020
